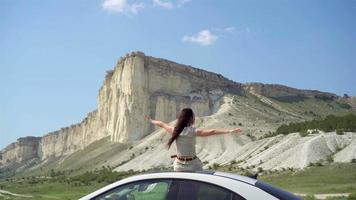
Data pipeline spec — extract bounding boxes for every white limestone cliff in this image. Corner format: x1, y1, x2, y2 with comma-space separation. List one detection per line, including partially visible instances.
98, 52, 241, 143
1, 51, 242, 164
0, 137, 40, 164
1, 51, 354, 173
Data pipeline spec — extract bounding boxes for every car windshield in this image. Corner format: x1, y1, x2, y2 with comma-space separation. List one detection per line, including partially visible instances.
93, 180, 172, 200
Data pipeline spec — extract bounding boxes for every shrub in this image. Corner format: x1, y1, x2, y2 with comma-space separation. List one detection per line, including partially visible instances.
351, 159, 356, 163
275, 114, 356, 136
299, 131, 309, 137
326, 155, 334, 163
339, 103, 352, 110
348, 193, 356, 200
336, 129, 344, 135
242, 171, 254, 177
304, 195, 317, 200
308, 162, 315, 167
212, 163, 220, 170
312, 129, 319, 134
288, 167, 294, 172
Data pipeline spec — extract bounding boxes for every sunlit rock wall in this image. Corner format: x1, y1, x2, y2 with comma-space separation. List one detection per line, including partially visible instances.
0, 137, 40, 164
98, 52, 243, 142
0, 51, 244, 163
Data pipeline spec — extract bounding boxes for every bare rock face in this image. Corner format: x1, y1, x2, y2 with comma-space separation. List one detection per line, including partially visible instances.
1, 52, 243, 163
98, 52, 243, 142
1, 51, 353, 167
0, 137, 40, 164
39, 111, 105, 159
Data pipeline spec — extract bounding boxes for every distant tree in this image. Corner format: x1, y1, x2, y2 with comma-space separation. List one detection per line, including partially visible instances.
348, 193, 356, 200
299, 131, 309, 137
273, 114, 356, 137
326, 155, 334, 163
336, 129, 344, 135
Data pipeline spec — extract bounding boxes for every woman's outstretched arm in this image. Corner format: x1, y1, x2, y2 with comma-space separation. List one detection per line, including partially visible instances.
196, 128, 242, 137
144, 115, 174, 134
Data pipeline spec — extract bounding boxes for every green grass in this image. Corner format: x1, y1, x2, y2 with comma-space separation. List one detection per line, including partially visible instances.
0, 181, 106, 200
130, 182, 169, 200
272, 97, 355, 119
1, 163, 356, 199
260, 163, 356, 194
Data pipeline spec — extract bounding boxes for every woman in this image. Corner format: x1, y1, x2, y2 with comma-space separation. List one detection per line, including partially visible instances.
144, 108, 242, 172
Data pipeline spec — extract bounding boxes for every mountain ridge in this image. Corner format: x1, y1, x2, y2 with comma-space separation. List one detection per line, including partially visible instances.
1, 51, 355, 177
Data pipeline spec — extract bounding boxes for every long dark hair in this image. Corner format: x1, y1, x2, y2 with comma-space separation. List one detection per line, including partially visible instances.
167, 108, 195, 148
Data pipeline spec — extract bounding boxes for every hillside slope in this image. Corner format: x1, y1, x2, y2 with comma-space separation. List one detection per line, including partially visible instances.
4, 95, 354, 178
1, 52, 355, 178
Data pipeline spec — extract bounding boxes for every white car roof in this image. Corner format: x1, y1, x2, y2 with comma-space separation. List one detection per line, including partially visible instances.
213, 171, 258, 185
79, 171, 277, 200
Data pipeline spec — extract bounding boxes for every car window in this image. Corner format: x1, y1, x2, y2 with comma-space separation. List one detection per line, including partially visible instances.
92, 179, 172, 200
255, 180, 302, 200
176, 180, 246, 200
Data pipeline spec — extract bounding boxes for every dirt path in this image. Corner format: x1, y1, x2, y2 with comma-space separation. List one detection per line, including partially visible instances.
0, 189, 32, 198
298, 193, 350, 199
314, 193, 349, 199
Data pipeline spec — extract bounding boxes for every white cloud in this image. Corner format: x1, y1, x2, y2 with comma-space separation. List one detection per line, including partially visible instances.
183, 30, 218, 46
212, 26, 236, 33
102, 0, 191, 15
177, 0, 192, 7
127, 3, 145, 14
212, 26, 256, 37
153, 0, 191, 9
235, 27, 257, 36
224, 26, 236, 33
102, 0, 144, 15
153, 0, 174, 9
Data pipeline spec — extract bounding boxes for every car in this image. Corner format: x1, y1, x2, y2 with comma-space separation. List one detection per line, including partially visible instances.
79, 171, 302, 200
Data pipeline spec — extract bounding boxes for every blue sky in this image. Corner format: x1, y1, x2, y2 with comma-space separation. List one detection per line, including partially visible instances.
1, 0, 355, 149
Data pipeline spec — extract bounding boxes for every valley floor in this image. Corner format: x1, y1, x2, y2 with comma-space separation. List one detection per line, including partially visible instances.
0, 163, 355, 200
259, 163, 356, 194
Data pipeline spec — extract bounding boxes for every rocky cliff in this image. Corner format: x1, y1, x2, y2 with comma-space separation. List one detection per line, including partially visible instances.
1, 51, 354, 172
98, 52, 243, 143
0, 51, 244, 165
0, 137, 40, 165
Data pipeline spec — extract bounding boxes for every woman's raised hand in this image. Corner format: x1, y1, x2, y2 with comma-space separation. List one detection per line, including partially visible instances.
231, 128, 242, 134
144, 115, 152, 122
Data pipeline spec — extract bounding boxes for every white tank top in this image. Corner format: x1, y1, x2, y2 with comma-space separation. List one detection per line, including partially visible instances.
175, 126, 197, 157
